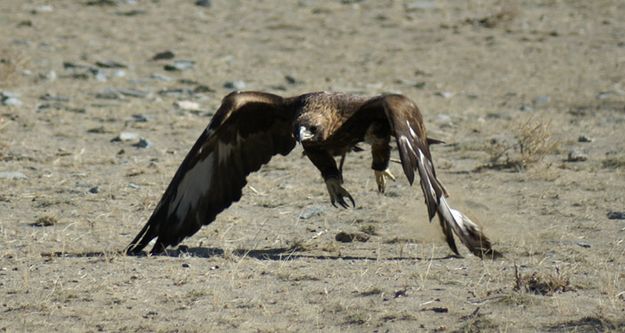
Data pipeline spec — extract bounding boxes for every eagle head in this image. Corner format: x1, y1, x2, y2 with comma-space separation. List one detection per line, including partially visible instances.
294, 114, 327, 143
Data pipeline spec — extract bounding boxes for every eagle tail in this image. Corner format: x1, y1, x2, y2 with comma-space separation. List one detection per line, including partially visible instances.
435, 196, 494, 258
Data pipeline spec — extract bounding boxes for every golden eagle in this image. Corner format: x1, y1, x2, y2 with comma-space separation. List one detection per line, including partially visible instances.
126, 91, 493, 257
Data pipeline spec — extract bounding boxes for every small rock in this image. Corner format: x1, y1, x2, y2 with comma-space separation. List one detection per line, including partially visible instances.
1, 92, 22, 107
405, 0, 435, 10
131, 114, 149, 122
0, 171, 27, 179
133, 138, 152, 149
128, 183, 140, 189
149, 73, 173, 82
435, 91, 453, 98
533, 95, 551, 107
152, 50, 175, 61
519, 104, 534, 112
195, 0, 212, 7
298, 206, 324, 219
95, 88, 120, 99
89, 186, 100, 194
435, 114, 453, 127
164, 60, 194, 71
576, 241, 591, 248
116, 88, 148, 98
285, 75, 299, 84
32, 5, 54, 13
335, 231, 370, 243
578, 135, 592, 143
181, 263, 190, 268
174, 100, 201, 111
45, 70, 57, 81
114, 70, 126, 78
94, 70, 108, 82
40, 93, 69, 102
567, 149, 588, 162
607, 211, 625, 220
95, 60, 127, 68
112, 131, 139, 142
224, 80, 246, 90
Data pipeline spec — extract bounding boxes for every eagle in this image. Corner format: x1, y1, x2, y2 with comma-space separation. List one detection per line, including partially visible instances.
126, 91, 494, 257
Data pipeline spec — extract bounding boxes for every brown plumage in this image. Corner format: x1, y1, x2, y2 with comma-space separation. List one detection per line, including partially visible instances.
126, 91, 494, 257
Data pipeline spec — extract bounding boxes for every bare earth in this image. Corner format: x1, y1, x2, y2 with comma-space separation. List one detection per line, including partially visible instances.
1, 1, 625, 332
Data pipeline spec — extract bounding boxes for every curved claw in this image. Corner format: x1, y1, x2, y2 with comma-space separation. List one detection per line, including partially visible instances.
326, 178, 355, 208
375, 168, 396, 193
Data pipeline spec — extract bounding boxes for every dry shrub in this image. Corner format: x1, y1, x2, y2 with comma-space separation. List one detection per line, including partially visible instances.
514, 265, 572, 296
482, 117, 558, 171
0, 49, 27, 88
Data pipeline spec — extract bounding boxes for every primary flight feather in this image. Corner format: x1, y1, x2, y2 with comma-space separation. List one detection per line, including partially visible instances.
126, 91, 494, 257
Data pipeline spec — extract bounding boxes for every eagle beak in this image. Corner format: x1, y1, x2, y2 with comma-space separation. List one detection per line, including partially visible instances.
296, 126, 315, 142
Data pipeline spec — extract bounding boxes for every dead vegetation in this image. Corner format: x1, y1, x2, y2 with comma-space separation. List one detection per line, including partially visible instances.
480, 117, 559, 171
514, 265, 573, 296
0, 48, 27, 88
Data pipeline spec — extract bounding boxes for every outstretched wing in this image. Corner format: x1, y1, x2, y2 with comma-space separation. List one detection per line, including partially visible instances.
330, 94, 493, 257
126, 91, 297, 255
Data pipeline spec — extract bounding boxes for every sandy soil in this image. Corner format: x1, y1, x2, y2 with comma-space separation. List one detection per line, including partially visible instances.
1, 0, 625, 332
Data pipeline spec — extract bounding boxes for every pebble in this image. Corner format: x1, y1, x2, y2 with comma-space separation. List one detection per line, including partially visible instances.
112, 131, 139, 142
576, 241, 591, 248
533, 95, 551, 107
40, 93, 69, 102
149, 73, 173, 82
174, 100, 201, 111
0, 171, 27, 179
133, 138, 152, 149
578, 135, 592, 143
298, 206, 324, 220
152, 50, 175, 61
195, 0, 212, 7
128, 183, 140, 189
95, 88, 120, 99
607, 211, 625, 220
89, 186, 100, 194
435, 91, 454, 98
285, 75, 299, 84
116, 88, 149, 98
435, 114, 453, 127
131, 114, 149, 122
567, 149, 588, 162
164, 60, 194, 71
1, 92, 22, 106
335, 231, 370, 243
224, 80, 246, 90
95, 60, 127, 68
405, 0, 436, 10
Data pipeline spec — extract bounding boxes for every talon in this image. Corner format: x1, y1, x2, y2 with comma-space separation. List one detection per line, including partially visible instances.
375, 168, 396, 193
325, 178, 355, 208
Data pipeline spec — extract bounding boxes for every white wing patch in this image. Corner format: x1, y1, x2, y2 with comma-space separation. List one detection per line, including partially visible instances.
168, 153, 215, 221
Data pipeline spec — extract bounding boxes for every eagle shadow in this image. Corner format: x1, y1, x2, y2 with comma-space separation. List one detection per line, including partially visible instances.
140, 246, 462, 261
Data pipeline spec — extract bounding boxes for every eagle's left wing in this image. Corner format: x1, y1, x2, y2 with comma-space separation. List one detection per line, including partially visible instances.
126, 91, 297, 255
330, 94, 494, 258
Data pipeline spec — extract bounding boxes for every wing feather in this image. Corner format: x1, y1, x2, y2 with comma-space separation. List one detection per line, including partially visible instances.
126, 91, 297, 255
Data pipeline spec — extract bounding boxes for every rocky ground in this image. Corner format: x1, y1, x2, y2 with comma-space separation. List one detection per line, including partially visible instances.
1, 0, 624, 332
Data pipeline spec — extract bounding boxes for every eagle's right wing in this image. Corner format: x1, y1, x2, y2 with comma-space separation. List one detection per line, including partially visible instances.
331, 94, 494, 258
126, 91, 297, 255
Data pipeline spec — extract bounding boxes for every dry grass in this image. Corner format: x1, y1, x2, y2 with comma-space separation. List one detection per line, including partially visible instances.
514, 265, 572, 296
0, 48, 27, 88
481, 117, 559, 171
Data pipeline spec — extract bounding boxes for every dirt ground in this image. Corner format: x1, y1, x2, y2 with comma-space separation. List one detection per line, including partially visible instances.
1, 0, 625, 332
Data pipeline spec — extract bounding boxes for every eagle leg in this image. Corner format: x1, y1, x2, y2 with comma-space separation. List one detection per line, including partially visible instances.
325, 178, 355, 208
374, 168, 396, 193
